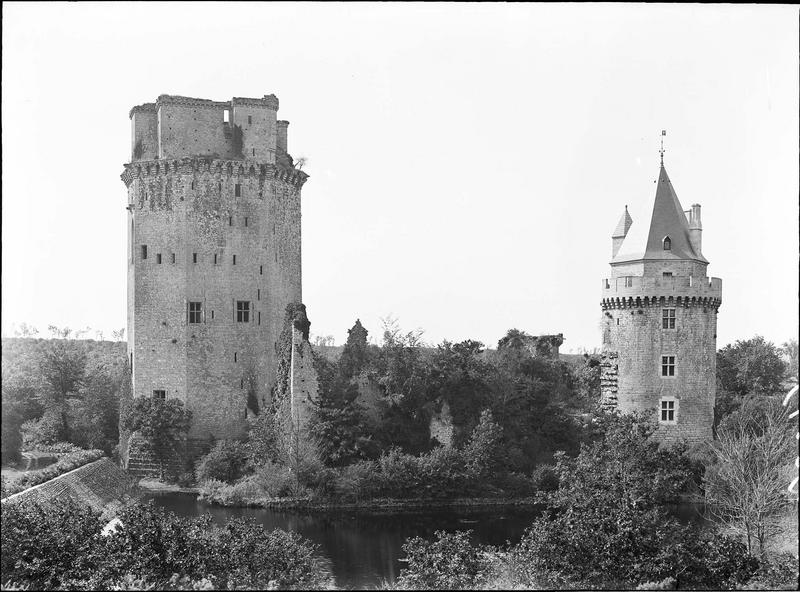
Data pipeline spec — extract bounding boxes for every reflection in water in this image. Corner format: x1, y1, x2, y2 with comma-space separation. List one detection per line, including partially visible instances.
143, 492, 708, 589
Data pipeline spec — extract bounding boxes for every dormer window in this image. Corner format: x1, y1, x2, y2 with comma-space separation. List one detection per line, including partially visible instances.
663, 236, 672, 250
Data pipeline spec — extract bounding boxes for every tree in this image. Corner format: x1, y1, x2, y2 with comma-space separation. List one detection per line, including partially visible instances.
782, 339, 798, 383
507, 411, 755, 589
704, 396, 797, 557
717, 336, 786, 397
123, 398, 191, 478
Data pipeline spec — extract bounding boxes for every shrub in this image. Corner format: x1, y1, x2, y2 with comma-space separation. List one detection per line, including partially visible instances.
2, 449, 104, 497
20, 407, 65, 450
333, 460, 380, 502
195, 440, 250, 484
33, 441, 82, 454
396, 530, 494, 590
1, 497, 101, 588
2, 499, 333, 590
742, 552, 800, 590
253, 460, 296, 498
530, 464, 559, 492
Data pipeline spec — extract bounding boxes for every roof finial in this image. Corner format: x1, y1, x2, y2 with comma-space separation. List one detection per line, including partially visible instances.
660, 129, 666, 166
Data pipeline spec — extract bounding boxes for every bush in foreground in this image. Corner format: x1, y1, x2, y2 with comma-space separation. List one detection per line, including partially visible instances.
0, 499, 332, 590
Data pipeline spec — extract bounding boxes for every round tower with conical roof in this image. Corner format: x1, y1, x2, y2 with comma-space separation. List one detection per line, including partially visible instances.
599, 161, 722, 444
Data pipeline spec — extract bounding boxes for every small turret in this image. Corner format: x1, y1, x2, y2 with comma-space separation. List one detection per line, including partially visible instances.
687, 203, 702, 256
611, 206, 633, 258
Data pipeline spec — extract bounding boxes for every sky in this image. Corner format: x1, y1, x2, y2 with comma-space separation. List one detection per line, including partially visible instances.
2, 3, 798, 352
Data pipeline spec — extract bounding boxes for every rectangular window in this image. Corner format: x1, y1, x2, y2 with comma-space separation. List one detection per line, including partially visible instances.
189, 301, 202, 324
624, 276, 633, 288
236, 301, 250, 323
171, 253, 176, 264
244, 217, 248, 227
660, 399, 676, 423
191, 180, 196, 190
223, 109, 230, 123
235, 184, 241, 197
193, 253, 198, 264
257, 289, 260, 300
211, 310, 214, 320
240, 378, 244, 389
662, 272, 673, 278
234, 352, 238, 363
248, 115, 252, 125
153, 389, 166, 400
156, 253, 162, 264
662, 309, 676, 329
258, 311, 261, 325
141, 245, 148, 260
130, 352, 133, 374
233, 255, 237, 265
260, 265, 263, 275
252, 148, 255, 156
661, 355, 675, 377
229, 216, 233, 226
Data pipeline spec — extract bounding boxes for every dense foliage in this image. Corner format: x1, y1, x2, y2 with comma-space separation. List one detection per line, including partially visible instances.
122, 397, 191, 468
1, 333, 127, 462
195, 440, 250, 484
0, 498, 332, 590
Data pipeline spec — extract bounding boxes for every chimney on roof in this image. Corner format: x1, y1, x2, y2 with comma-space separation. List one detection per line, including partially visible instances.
688, 203, 702, 255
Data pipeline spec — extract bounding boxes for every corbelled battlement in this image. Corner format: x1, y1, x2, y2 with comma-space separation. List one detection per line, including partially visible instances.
120, 157, 308, 189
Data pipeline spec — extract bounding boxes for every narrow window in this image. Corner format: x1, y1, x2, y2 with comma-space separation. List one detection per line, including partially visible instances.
233, 255, 237, 265
661, 355, 675, 377
236, 301, 250, 322
258, 311, 261, 325
663, 236, 672, 250
616, 318, 620, 325
171, 253, 176, 264
214, 254, 218, 265
252, 148, 255, 156
234, 352, 238, 363
229, 216, 233, 226
211, 310, 214, 320
624, 276, 633, 288
235, 184, 241, 197
244, 217, 248, 227
660, 399, 677, 423
189, 301, 202, 324
130, 352, 133, 374
248, 115, 252, 125
193, 253, 198, 264
141, 245, 148, 260
223, 109, 230, 123
153, 389, 166, 400
191, 180, 196, 190
240, 378, 244, 389
275, 252, 277, 263
260, 265, 263, 275
257, 289, 260, 300
156, 253, 162, 264
218, 182, 222, 192
662, 309, 676, 329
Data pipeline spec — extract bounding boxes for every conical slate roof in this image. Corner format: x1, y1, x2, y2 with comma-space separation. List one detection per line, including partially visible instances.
612, 206, 633, 238
612, 165, 707, 264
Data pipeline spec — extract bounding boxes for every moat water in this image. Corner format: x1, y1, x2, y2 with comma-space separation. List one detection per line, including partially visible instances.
143, 491, 709, 589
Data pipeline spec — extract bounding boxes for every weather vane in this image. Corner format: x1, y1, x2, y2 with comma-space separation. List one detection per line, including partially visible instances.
660, 130, 666, 165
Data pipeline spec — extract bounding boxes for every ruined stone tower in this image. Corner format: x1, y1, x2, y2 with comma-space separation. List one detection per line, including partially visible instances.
121, 94, 309, 447
599, 160, 722, 444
